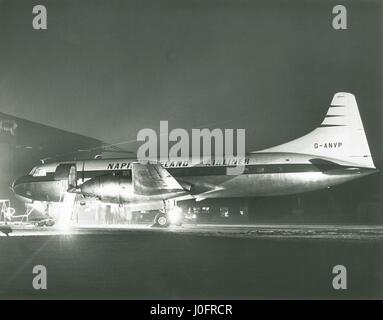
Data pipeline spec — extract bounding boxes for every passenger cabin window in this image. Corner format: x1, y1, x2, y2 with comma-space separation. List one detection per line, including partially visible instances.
122, 170, 131, 177
113, 170, 131, 178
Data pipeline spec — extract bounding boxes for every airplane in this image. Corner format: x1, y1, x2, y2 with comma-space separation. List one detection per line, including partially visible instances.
11, 92, 378, 227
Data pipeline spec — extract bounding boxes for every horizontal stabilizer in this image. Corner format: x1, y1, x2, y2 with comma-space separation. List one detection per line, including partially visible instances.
309, 158, 343, 171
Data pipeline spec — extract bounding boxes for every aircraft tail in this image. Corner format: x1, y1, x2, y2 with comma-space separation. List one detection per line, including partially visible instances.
255, 92, 376, 168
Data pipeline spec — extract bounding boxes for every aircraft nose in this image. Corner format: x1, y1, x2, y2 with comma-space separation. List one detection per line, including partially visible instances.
10, 180, 15, 192
11, 177, 19, 191
11, 176, 23, 194
11, 175, 32, 199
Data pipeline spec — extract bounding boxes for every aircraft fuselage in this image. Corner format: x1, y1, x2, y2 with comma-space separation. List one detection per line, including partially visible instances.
12, 152, 376, 204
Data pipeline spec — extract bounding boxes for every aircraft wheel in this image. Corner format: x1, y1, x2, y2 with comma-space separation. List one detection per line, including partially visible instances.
154, 213, 170, 228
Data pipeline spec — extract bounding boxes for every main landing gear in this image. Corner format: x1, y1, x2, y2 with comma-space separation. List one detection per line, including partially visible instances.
152, 201, 184, 228
154, 212, 170, 227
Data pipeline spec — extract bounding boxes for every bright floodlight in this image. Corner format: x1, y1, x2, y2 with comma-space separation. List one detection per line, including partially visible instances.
57, 193, 76, 233
168, 206, 183, 225
57, 217, 72, 233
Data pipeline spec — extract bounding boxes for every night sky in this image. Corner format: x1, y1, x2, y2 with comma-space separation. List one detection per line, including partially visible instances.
0, 0, 382, 159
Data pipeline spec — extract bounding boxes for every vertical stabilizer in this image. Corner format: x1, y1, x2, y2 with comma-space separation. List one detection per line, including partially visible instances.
255, 93, 375, 168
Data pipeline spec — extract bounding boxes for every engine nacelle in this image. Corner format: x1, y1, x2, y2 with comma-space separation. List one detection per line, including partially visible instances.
80, 173, 191, 205
80, 174, 132, 203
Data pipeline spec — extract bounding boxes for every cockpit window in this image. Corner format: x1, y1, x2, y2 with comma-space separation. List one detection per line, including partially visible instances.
29, 167, 47, 177
34, 168, 46, 176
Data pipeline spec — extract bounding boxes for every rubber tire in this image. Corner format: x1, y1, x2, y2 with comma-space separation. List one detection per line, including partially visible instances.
154, 213, 170, 228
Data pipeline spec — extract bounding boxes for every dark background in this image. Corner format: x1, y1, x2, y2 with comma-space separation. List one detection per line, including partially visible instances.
0, 0, 381, 154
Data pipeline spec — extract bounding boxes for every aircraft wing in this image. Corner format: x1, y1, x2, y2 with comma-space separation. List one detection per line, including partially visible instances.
0, 111, 132, 162
132, 162, 185, 196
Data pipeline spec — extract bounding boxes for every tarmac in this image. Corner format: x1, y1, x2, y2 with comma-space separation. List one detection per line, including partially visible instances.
0, 222, 382, 299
